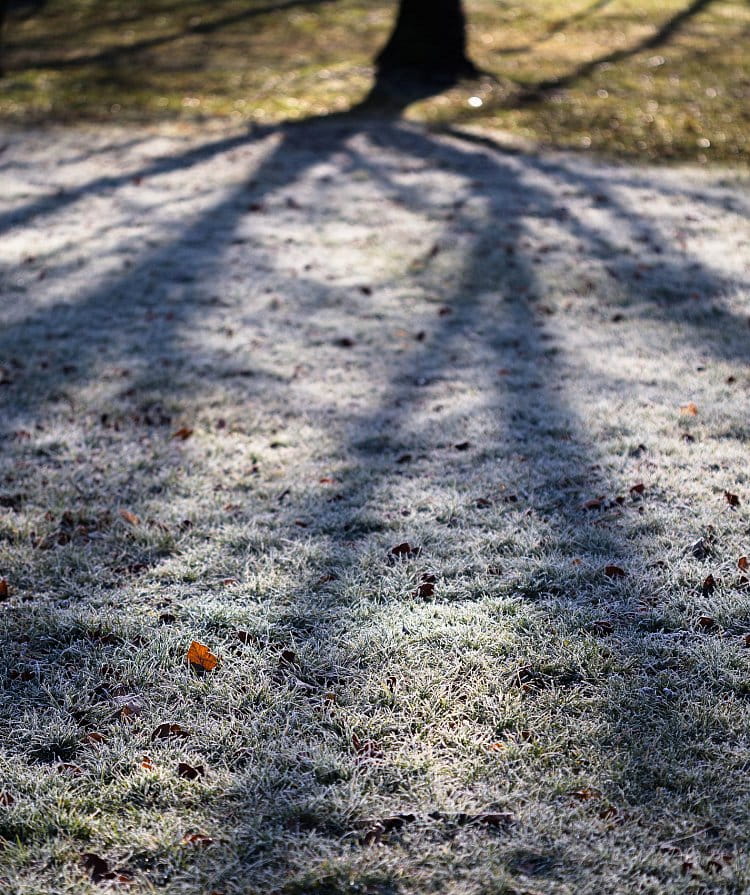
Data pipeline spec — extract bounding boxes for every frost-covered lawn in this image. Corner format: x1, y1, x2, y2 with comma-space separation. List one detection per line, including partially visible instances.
1, 119, 750, 893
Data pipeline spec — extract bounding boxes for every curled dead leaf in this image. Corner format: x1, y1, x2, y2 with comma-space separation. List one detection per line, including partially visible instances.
698, 615, 717, 630
582, 497, 604, 510
118, 509, 140, 526
151, 723, 191, 741
181, 832, 213, 847
702, 574, 717, 596
177, 762, 205, 780
738, 556, 749, 571
352, 733, 384, 760
186, 640, 219, 672
172, 426, 194, 441
629, 482, 645, 495
390, 542, 421, 559
603, 565, 627, 579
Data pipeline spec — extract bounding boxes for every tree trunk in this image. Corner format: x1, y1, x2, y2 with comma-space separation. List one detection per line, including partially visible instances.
375, 0, 477, 84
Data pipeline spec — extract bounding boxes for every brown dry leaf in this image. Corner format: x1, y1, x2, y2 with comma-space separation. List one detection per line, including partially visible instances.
738, 556, 749, 571
118, 509, 140, 526
680, 402, 699, 416
743, 634, 750, 648
698, 615, 717, 630
702, 574, 717, 596
415, 574, 436, 600
172, 426, 194, 441
629, 482, 646, 495
475, 497, 492, 508
582, 497, 604, 510
151, 723, 191, 741
181, 832, 213, 847
390, 542, 421, 559
0, 578, 8, 601
140, 756, 155, 770
82, 853, 131, 885
569, 787, 601, 801
604, 565, 627, 579
82, 853, 111, 883
352, 733, 384, 760
587, 620, 614, 636
725, 491, 741, 507
82, 731, 107, 745
177, 762, 205, 780
186, 640, 219, 672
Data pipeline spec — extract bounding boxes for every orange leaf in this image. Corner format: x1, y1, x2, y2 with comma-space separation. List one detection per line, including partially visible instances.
181, 832, 213, 847
172, 427, 194, 441
186, 640, 219, 672
738, 556, 749, 571
680, 402, 699, 416
119, 509, 140, 526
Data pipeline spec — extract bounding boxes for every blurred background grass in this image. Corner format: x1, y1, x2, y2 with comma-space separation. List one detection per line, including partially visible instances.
1, 0, 748, 163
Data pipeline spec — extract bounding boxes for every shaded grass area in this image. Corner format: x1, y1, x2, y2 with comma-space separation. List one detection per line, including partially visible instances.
1, 116, 750, 892
0, 0, 748, 162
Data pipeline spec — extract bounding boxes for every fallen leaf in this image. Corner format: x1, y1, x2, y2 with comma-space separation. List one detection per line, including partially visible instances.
118, 509, 140, 526
390, 542, 420, 558
172, 426, 194, 441
415, 574, 437, 600
582, 497, 604, 510
181, 832, 213, 847
177, 762, 205, 780
140, 756, 155, 770
739, 556, 749, 571
278, 648, 298, 668
702, 573, 717, 596
82, 854, 111, 883
743, 633, 750, 648
0, 791, 15, 806
454, 441, 471, 451
151, 723, 191, 741
0, 578, 8, 600
680, 402, 699, 416
587, 620, 614, 636
698, 615, 717, 630
725, 491, 741, 507
352, 733, 384, 760
475, 497, 492, 508
603, 565, 627, 579
82, 731, 107, 745
186, 640, 219, 672
629, 482, 646, 495
569, 787, 601, 801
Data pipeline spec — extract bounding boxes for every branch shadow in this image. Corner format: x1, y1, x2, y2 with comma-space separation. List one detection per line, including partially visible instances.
1, 97, 749, 890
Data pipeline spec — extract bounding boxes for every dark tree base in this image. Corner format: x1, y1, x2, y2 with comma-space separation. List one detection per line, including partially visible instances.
374, 0, 477, 89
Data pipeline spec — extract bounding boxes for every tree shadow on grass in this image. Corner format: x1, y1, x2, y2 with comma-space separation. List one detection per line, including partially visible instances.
1, 103, 749, 891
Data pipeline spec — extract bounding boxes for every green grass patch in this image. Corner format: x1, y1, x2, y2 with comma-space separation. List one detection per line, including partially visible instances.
0, 0, 748, 162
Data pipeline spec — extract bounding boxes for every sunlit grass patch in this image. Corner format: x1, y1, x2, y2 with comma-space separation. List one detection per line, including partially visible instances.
0, 0, 748, 162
